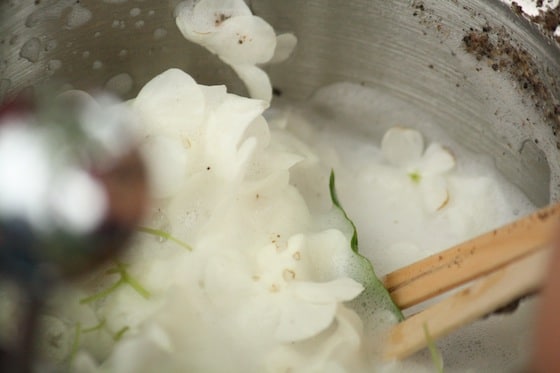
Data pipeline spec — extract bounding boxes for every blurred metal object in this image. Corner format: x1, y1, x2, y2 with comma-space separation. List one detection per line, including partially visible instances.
0, 93, 147, 372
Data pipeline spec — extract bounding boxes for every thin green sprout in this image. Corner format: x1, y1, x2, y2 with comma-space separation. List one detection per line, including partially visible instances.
80, 262, 151, 304
137, 226, 193, 251
68, 323, 82, 362
113, 326, 130, 341
423, 323, 444, 373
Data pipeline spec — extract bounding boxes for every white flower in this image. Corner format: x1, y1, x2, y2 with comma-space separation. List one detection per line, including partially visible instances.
250, 234, 364, 344
273, 278, 364, 343
175, 0, 297, 102
381, 127, 455, 212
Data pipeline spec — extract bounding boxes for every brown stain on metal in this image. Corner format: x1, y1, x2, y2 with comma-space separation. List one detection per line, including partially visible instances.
462, 24, 560, 149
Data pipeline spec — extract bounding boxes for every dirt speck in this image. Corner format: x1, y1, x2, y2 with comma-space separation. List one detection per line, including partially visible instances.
463, 25, 560, 147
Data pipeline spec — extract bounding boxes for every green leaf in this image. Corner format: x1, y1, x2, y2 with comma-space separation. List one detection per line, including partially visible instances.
67, 323, 82, 362
329, 170, 403, 322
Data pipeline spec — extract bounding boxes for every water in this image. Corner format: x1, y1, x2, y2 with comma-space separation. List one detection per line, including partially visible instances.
66, 4, 93, 29
104, 73, 134, 96
19, 37, 41, 63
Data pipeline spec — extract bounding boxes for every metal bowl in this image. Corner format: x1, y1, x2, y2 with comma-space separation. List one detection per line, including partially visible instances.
1, 0, 559, 371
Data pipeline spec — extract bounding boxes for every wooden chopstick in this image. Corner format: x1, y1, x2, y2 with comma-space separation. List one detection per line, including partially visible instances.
383, 202, 560, 310
380, 202, 560, 361
383, 247, 551, 360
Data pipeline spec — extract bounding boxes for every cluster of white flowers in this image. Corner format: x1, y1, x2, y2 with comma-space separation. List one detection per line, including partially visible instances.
175, 0, 297, 103
37, 67, 376, 373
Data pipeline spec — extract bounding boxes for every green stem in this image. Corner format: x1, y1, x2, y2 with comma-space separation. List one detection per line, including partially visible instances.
79, 262, 151, 304
79, 279, 124, 305
423, 323, 444, 373
82, 319, 107, 334
68, 323, 82, 362
122, 270, 151, 299
137, 226, 193, 251
113, 326, 130, 341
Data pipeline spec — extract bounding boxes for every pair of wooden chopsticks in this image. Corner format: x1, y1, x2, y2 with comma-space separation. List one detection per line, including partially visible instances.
381, 202, 560, 360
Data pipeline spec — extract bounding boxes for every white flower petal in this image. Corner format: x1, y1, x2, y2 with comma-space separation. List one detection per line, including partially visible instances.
204, 94, 268, 177
381, 127, 424, 167
420, 143, 456, 175
133, 69, 205, 138
70, 351, 100, 373
244, 115, 271, 150
140, 135, 188, 199
175, 0, 251, 36
206, 93, 268, 149
231, 64, 272, 102
291, 278, 364, 303
105, 325, 174, 373
275, 300, 336, 342
421, 175, 450, 212
206, 15, 276, 64
268, 33, 298, 64
199, 84, 228, 112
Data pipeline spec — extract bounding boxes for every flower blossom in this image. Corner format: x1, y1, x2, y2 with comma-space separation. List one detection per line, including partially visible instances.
381, 127, 456, 212
175, 0, 297, 103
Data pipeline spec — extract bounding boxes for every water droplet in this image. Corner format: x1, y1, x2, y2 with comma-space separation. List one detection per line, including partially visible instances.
44, 39, 58, 52
25, 0, 77, 28
19, 37, 41, 63
104, 73, 134, 96
129, 7, 141, 17
82, 51, 90, 58
9, 35, 20, 45
135, 20, 145, 28
92, 60, 103, 70
47, 59, 62, 72
25, 11, 42, 28
118, 49, 128, 57
153, 28, 167, 40
66, 4, 92, 29
111, 19, 125, 29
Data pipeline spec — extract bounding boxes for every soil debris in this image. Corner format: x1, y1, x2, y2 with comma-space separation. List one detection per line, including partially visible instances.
463, 25, 560, 147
